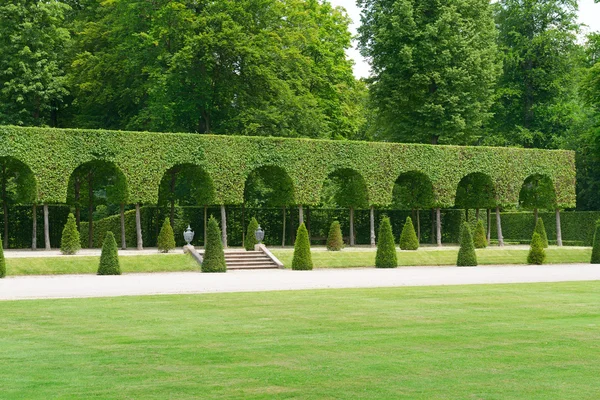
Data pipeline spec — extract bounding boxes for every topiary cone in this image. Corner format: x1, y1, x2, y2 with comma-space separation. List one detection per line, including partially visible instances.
527, 232, 546, 265
399, 216, 419, 250
376, 216, 397, 268
292, 223, 313, 270
60, 213, 81, 255
326, 221, 344, 251
157, 217, 176, 253
534, 217, 548, 248
97, 231, 121, 275
591, 221, 600, 264
244, 217, 259, 251
0, 234, 5, 278
202, 216, 227, 272
457, 222, 477, 267
473, 220, 487, 249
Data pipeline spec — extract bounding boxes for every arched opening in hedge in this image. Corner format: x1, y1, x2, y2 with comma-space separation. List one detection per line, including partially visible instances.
158, 163, 216, 246
0, 157, 37, 249
455, 172, 497, 243
519, 174, 556, 219
67, 160, 128, 248
321, 168, 369, 246
243, 165, 295, 246
392, 171, 434, 242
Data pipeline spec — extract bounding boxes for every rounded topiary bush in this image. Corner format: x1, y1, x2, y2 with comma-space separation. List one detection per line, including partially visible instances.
60, 213, 81, 255
97, 231, 121, 275
0, 235, 5, 278
473, 220, 487, 249
157, 217, 176, 253
534, 217, 549, 248
244, 217, 259, 251
326, 221, 344, 251
527, 232, 546, 265
202, 216, 226, 273
376, 216, 397, 268
399, 216, 419, 250
292, 223, 313, 270
457, 222, 477, 267
591, 221, 600, 264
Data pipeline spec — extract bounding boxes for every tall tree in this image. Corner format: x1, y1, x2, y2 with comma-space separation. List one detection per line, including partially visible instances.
358, 0, 501, 144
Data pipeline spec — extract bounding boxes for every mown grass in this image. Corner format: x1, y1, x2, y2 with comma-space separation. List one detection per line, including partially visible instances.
1, 282, 599, 399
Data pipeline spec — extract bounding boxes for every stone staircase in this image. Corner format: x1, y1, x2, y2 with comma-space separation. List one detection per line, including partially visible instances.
224, 249, 281, 270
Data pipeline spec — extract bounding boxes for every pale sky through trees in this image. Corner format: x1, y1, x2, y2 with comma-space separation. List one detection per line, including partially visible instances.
330, 0, 600, 79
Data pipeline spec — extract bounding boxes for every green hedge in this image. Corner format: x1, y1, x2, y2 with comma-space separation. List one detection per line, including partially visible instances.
0, 126, 576, 207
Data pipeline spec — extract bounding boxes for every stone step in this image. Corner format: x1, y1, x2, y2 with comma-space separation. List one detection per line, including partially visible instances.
224, 256, 272, 262
227, 264, 279, 270
226, 260, 276, 266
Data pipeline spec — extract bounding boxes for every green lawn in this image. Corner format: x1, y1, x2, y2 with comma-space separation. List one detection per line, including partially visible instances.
1, 282, 600, 399
4, 246, 592, 276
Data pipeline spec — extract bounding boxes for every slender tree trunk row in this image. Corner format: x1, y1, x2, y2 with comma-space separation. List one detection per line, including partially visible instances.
486, 208, 491, 243
44, 204, 50, 250
436, 207, 442, 247
349, 206, 355, 246
135, 203, 143, 250
221, 205, 227, 248
370, 206, 376, 247
556, 209, 563, 246
32, 204, 37, 250
496, 206, 504, 247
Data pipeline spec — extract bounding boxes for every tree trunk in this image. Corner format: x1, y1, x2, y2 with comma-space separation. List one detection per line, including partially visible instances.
416, 209, 421, 242
556, 209, 563, 247
74, 177, 81, 230
486, 208, 491, 243
204, 205, 208, 247
431, 208, 435, 244
135, 203, 143, 250
534, 208, 538, 222
169, 169, 176, 228
465, 208, 469, 223
32, 204, 37, 250
306, 206, 311, 239
120, 203, 126, 249
291, 205, 296, 244
299, 205, 304, 224
496, 206, 504, 247
282, 206, 286, 247
349, 206, 355, 246
44, 204, 50, 250
87, 171, 93, 248
220, 205, 227, 248
475, 208, 480, 221
436, 208, 442, 247
370, 206, 376, 247
241, 202, 245, 245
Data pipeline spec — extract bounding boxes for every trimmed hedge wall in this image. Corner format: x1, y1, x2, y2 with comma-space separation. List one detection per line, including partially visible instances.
0, 126, 576, 207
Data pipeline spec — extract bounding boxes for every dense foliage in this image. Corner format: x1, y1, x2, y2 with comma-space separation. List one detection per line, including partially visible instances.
292, 223, 313, 270
473, 220, 488, 249
533, 218, 549, 248
60, 213, 80, 255
97, 231, 121, 275
326, 221, 344, 251
399, 217, 419, 250
202, 216, 227, 273
375, 216, 397, 268
527, 232, 546, 265
457, 222, 477, 267
591, 221, 600, 264
157, 218, 176, 253
244, 218, 259, 251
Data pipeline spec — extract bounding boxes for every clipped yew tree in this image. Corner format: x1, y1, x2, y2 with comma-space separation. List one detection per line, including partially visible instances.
157, 217, 176, 253
399, 216, 419, 250
457, 222, 477, 267
202, 216, 226, 273
473, 220, 487, 249
534, 217, 549, 248
97, 231, 121, 275
0, 235, 5, 278
376, 216, 397, 268
326, 221, 344, 251
292, 223, 313, 270
244, 217, 259, 251
591, 221, 600, 264
60, 213, 81, 255
527, 232, 546, 265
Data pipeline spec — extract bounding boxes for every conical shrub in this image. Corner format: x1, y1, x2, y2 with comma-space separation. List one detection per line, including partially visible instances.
376, 216, 397, 268
292, 223, 313, 270
244, 217, 259, 251
399, 216, 419, 250
457, 222, 477, 267
0, 235, 5, 278
202, 216, 226, 272
97, 231, 121, 275
591, 221, 600, 264
527, 232, 546, 265
473, 220, 487, 249
157, 217, 176, 253
534, 217, 549, 248
326, 221, 344, 251
60, 213, 81, 255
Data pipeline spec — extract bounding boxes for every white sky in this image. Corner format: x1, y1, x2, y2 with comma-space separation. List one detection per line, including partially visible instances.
329, 0, 600, 79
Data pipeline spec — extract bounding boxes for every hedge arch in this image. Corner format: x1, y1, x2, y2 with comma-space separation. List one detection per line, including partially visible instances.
0, 126, 576, 208
519, 174, 557, 211
243, 165, 296, 207
157, 163, 216, 207
392, 171, 434, 210
454, 172, 497, 209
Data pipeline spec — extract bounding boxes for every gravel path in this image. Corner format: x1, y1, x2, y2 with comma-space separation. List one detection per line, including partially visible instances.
1, 264, 599, 301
